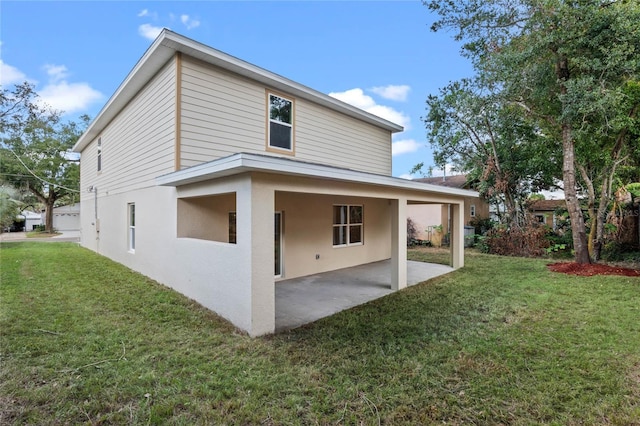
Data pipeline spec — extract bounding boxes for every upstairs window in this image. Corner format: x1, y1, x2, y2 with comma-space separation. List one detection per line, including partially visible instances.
268, 93, 293, 152
97, 138, 102, 172
333, 205, 363, 247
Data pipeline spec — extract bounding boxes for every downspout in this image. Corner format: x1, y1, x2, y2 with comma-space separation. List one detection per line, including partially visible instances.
88, 186, 99, 252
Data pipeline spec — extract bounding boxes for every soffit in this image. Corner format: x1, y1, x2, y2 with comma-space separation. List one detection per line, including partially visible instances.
156, 153, 479, 200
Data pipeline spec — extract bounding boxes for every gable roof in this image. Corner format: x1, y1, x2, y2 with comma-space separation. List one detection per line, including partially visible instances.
73, 29, 403, 153
413, 174, 471, 189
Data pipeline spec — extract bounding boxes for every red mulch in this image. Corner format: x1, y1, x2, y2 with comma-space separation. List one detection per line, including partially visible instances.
547, 262, 640, 277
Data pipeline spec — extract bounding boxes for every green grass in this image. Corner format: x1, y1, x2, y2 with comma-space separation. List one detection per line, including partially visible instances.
408, 245, 451, 265
25, 230, 60, 238
2, 242, 639, 424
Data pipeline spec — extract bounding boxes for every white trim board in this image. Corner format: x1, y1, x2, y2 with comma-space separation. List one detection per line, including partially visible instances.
156, 152, 479, 199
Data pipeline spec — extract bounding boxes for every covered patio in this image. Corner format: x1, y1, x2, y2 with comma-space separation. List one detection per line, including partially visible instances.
158, 153, 476, 336
275, 259, 454, 331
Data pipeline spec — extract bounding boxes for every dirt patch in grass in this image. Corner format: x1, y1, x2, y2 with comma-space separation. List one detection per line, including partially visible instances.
548, 262, 640, 277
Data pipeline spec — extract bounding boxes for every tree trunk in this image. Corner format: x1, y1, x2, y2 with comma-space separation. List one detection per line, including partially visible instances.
503, 190, 519, 227
578, 164, 596, 260
587, 209, 596, 259
44, 185, 56, 233
44, 199, 55, 232
594, 183, 610, 261
562, 123, 591, 264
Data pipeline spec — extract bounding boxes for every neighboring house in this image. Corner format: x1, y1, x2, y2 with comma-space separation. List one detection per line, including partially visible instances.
12, 210, 43, 232
51, 203, 80, 231
528, 199, 566, 230
4, 210, 42, 232
408, 175, 490, 240
72, 30, 479, 336
23, 210, 43, 231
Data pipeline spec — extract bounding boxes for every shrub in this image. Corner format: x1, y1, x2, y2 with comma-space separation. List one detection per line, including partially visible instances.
407, 218, 418, 243
626, 182, 640, 199
469, 216, 494, 235
484, 221, 550, 257
602, 241, 640, 262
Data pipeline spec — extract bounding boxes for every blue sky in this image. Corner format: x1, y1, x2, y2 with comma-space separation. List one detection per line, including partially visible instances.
1, 1, 474, 178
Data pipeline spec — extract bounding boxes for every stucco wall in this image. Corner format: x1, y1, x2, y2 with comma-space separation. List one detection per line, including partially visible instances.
407, 204, 443, 240
275, 192, 391, 279
82, 179, 256, 333
177, 192, 236, 242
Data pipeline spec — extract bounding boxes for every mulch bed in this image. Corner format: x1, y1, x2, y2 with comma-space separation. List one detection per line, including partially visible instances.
548, 262, 640, 277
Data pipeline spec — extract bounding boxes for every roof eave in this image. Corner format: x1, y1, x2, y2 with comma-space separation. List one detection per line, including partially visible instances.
156, 153, 480, 198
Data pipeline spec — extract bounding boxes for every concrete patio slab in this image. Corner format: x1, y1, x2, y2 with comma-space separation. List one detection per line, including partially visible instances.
275, 260, 454, 331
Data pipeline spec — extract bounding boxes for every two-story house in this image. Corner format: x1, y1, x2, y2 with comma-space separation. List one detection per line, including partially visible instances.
73, 30, 477, 336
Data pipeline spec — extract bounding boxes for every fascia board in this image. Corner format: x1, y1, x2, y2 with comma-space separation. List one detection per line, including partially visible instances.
73, 36, 175, 152
156, 153, 480, 199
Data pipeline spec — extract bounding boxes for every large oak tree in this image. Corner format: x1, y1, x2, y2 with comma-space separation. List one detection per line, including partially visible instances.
422, 77, 558, 226
0, 82, 87, 232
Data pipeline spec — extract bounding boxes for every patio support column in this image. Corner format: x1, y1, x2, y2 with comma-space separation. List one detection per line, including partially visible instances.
450, 202, 465, 268
240, 176, 275, 336
391, 197, 407, 291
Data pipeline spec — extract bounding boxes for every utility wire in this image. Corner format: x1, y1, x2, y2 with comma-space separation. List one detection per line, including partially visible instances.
4, 148, 81, 193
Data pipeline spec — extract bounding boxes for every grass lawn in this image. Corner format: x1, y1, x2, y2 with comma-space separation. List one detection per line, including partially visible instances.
25, 231, 61, 238
2, 243, 639, 424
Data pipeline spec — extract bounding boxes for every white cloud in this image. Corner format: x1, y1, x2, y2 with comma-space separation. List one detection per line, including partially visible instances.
39, 81, 103, 114
329, 88, 410, 129
329, 88, 374, 109
392, 139, 421, 156
44, 64, 69, 83
0, 59, 102, 115
430, 163, 458, 177
181, 14, 200, 30
137, 9, 158, 19
370, 84, 410, 102
138, 23, 164, 41
397, 174, 414, 180
368, 105, 410, 129
37, 64, 103, 114
0, 59, 28, 85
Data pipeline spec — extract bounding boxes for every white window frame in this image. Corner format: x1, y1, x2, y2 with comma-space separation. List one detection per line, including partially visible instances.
97, 138, 102, 172
470, 204, 476, 217
128, 203, 135, 252
332, 204, 363, 247
267, 92, 294, 153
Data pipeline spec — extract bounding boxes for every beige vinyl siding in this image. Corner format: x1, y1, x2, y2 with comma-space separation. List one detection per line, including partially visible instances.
180, 57, 265, 168
179, 55, 393, 175
294, 100, 391, 175
81, 57, 177, 197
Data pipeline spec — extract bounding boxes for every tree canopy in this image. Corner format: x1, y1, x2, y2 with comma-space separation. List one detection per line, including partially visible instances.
0, 82, 87, 232
424, 0, 640, 263
422, 77, 558, 225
